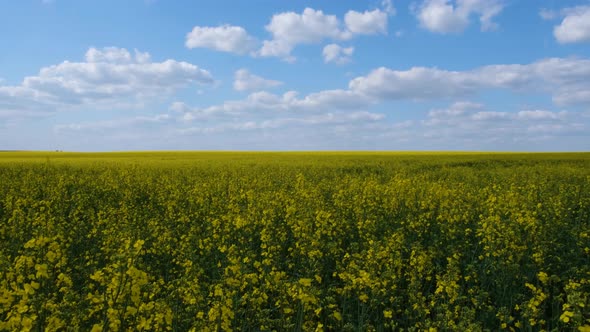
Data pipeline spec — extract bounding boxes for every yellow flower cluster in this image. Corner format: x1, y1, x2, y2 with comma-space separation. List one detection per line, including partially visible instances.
0, 151, 589, 330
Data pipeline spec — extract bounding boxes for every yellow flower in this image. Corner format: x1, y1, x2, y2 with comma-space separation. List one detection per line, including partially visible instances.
21, 317, 33, 331
46, 250, 57, 263
560, 310, 574, 323
333, 311, 342, 321
298, 278, 313, 287
383, 310, 393, 319
23, 284, 35, 295
35, 264, 49, 279
538, 271, 549, 284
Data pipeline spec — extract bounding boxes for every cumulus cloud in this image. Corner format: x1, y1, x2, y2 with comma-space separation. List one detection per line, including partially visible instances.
185, 24, 258, 54
425, 102, 569, 126
344, 9, 388, 35
409, 102, 589, 151
0, 47, 213, 118
99, 55, 590, 127
258, 3, 392, 61
0, 85, 56, 116
322, 44, 354, 64
427, 101, 483, 118
233, 69, 282, 92
414, 0, 504, 34
553, 6, 590, 44
51, 76, 589, 151
419, 101, 586, 149
348, 57, 590, 106
350, 66, 478, 99
258, 8, 351, 60
177, 88, 373, 122
183, 4, 393, 61
25, 47, 212, 104
56, 95, 588, 151
59, 86, 384, 142
85, 47, 150, 63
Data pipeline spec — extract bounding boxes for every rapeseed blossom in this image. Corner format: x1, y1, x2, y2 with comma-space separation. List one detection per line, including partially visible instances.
0, 152, 588, 330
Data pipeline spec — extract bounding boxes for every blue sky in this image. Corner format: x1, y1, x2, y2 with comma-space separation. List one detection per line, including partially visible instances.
1, 0, 589, 151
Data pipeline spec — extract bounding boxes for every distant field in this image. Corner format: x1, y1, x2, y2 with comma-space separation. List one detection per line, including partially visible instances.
0, 152, 589, 331
1, 150, 589, 165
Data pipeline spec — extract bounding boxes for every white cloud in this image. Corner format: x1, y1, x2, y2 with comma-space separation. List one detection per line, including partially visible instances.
428, 101, 483, 118
350, 66, 473, 99
382, 0, 396, 15
258, 3, 392, 61
59, 86, 384, 143
554, 6, 590, 44
54, 95, 589, 151
177, 88, 373, 122
516, 110, 566, 120
0, 47, 213, 118
176, 92, 289, 122
233, 69, 282, 92
55, 113, 171, 133
419, 101, 586, 149
323, 44, 354, 64
415, 0, 469, 33
0, 85, 56, 116
185, 24, 258, 54
415, 0, 504, 34
258, 8, 351, 59
48, 68, 590, 151
266, 8, 349, 43
348, 57, 590, 106
344, 9, 388, 35
178, 111, 385, 135
85, 47, 149, 63
425, 103, 569, 126
470, 111, 511, 121
184, 4, 393, 61
297, 89, 371, 110
24, 47, 213, 105
467, 0, 504, 31
179, 111, 384, 135
169, 101, 225, 122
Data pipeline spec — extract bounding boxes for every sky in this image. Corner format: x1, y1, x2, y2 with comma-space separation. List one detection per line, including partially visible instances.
1, 0, 589, 151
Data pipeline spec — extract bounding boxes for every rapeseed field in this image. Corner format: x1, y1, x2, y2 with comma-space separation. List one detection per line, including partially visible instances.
0, 152, 589, 331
